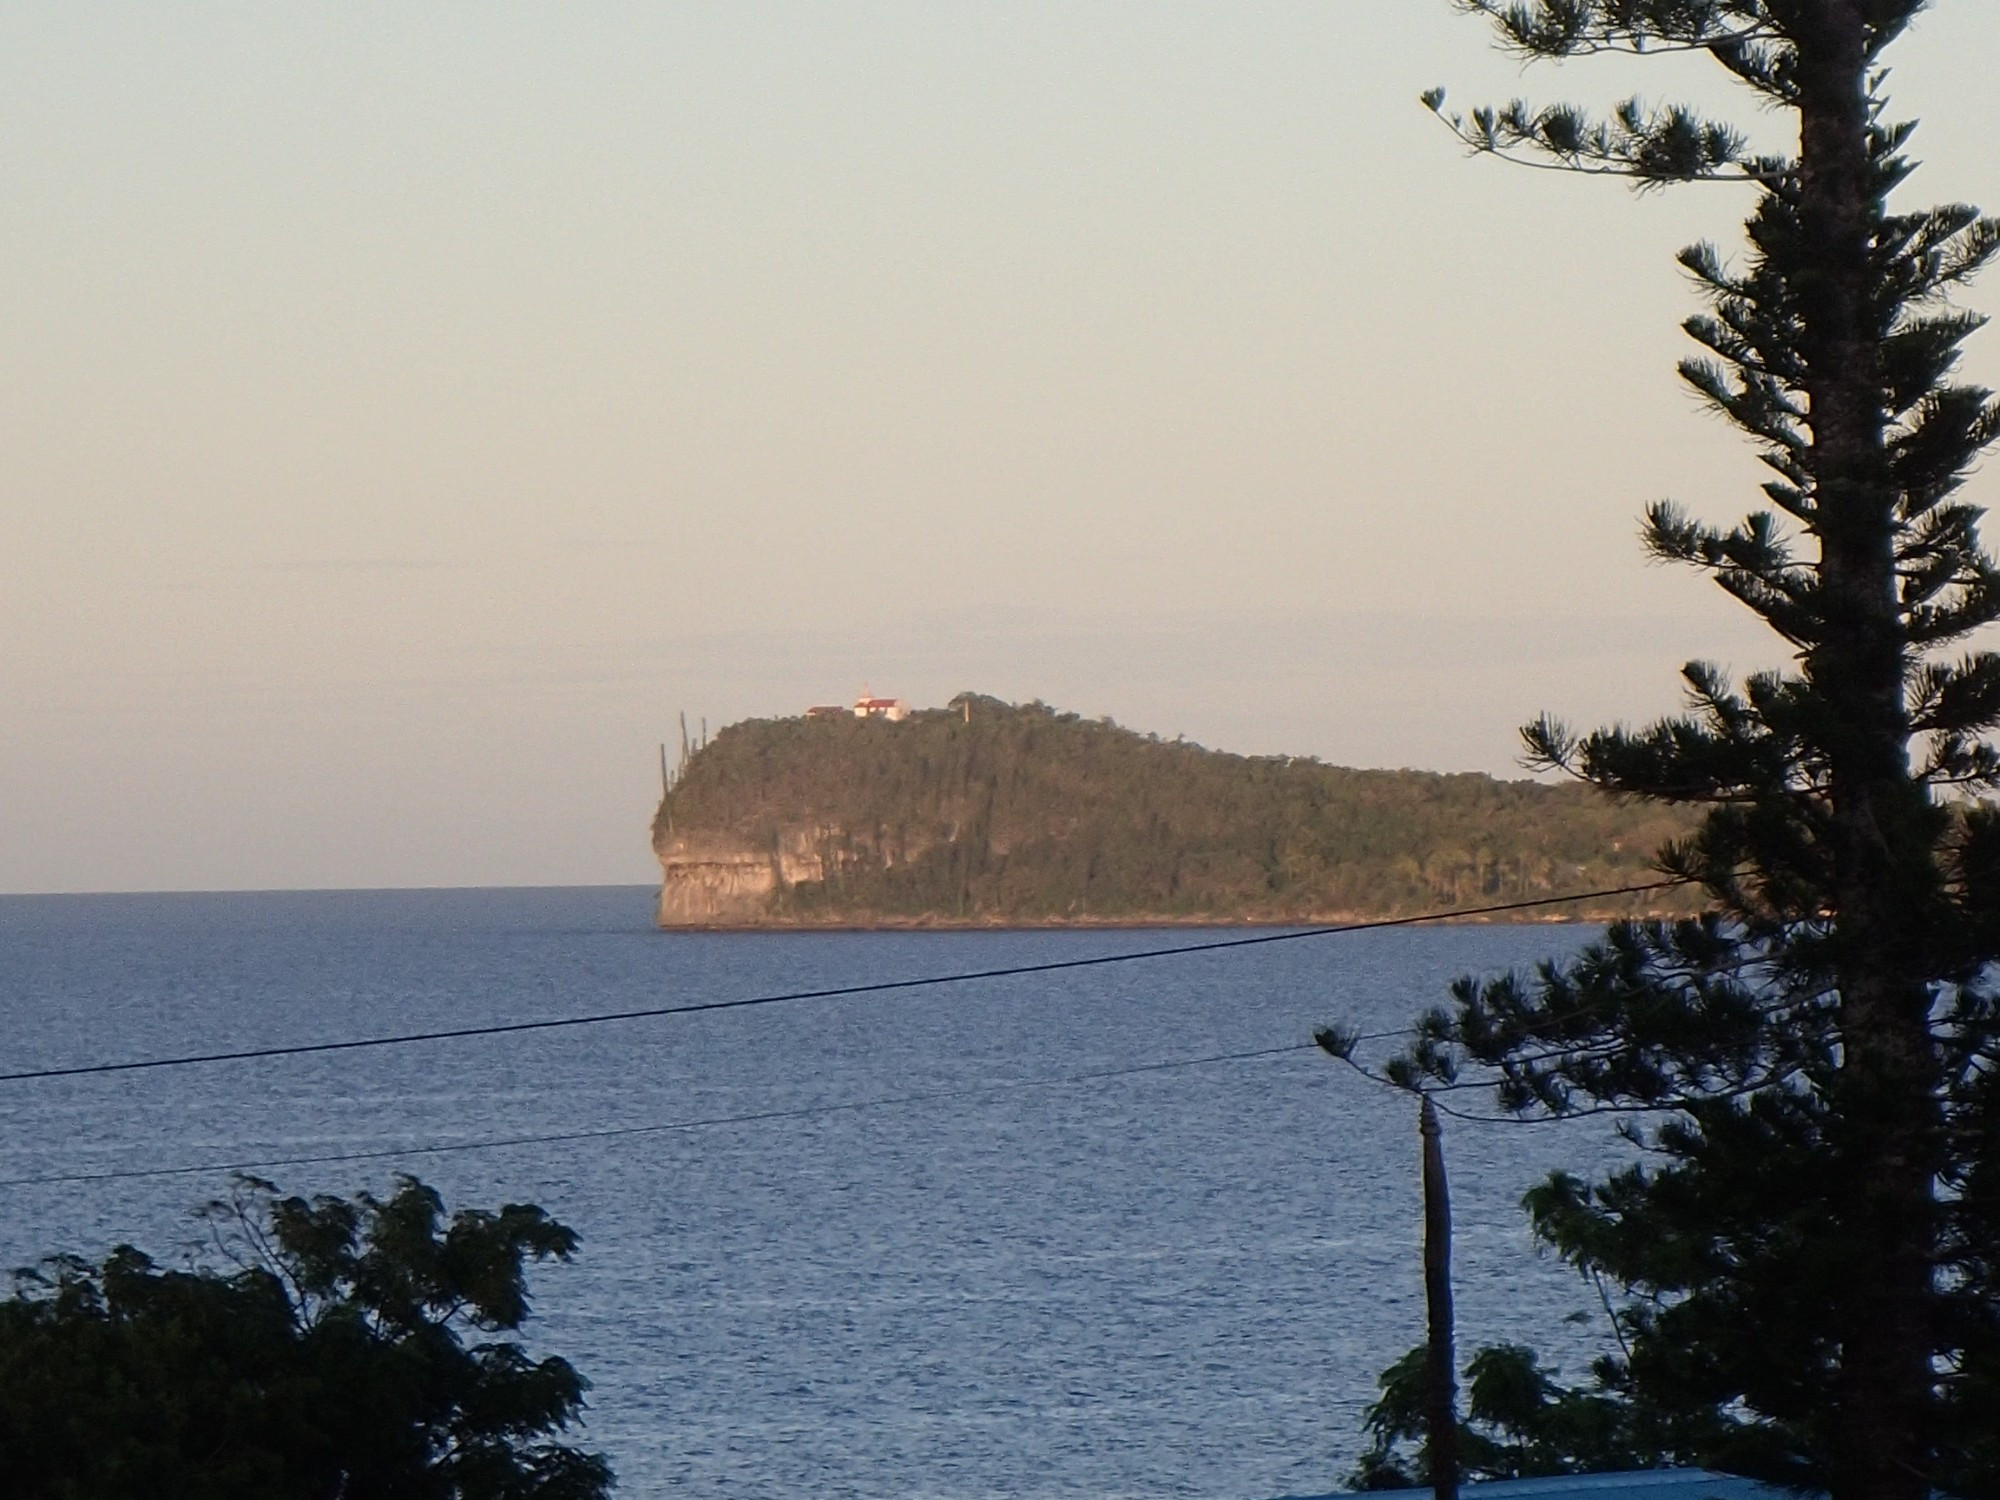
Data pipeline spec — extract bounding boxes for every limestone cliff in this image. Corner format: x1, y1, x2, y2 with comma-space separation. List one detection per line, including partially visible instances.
652, 830, 793, 926
653, 825, 913, 925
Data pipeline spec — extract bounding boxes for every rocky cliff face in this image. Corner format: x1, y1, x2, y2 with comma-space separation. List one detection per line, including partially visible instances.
654, 832, 781, 926
654, 824, 922, 926
655, 828, 807, 926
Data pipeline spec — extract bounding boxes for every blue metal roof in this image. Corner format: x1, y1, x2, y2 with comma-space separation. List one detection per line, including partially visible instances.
1275, 1468, 1802, 1500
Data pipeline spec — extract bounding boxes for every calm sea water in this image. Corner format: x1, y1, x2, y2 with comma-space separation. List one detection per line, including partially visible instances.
0, 887, 1627, 1499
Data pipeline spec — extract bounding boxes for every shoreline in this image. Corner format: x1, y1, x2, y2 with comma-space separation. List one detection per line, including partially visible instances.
650, 907, 1680, 933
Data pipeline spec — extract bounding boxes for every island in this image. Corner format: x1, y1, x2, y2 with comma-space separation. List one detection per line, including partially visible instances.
650, 693, 1696, 928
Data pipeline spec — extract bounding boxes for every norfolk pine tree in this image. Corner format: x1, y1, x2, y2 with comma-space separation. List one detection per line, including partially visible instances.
1369, 6, 2000, 1500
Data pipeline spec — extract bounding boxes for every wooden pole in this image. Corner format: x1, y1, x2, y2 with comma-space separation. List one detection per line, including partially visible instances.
1421, 1093, 1459, 1500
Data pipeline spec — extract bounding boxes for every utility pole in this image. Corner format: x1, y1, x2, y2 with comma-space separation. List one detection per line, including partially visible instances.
1421, 1093, 1458, 1500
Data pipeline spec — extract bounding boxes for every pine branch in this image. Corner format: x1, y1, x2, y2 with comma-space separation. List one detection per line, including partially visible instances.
1423, 88, 1780, 185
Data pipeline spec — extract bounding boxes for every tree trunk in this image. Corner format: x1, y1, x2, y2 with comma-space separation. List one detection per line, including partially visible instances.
1795, 7, 1942, 1499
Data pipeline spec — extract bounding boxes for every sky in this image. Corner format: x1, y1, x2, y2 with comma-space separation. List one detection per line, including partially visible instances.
5, 2, 2000, 893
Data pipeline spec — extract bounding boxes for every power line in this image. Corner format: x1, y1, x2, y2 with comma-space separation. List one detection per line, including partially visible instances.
0, 1042, 1317, 1190
0, 881, 1676, 1087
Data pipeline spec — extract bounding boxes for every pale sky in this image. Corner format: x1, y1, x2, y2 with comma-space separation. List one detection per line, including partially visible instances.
5, 2, 1999, 893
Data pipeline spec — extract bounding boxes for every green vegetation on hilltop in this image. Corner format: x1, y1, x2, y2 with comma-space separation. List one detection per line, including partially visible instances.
652, 695, 1695, 923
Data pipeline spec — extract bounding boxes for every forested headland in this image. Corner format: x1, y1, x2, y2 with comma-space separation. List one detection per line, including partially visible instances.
650, 695, 1695, 926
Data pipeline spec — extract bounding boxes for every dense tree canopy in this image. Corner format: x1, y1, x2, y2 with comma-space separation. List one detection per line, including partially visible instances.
1329, 5, 2000, 1500
0, 1176, 611, 1500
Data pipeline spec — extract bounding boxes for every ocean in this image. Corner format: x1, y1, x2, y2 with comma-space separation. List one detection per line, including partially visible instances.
0, 886, 1627, 1499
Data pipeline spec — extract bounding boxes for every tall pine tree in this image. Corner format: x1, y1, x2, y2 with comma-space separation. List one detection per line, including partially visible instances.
1369, 6, 2000, 1500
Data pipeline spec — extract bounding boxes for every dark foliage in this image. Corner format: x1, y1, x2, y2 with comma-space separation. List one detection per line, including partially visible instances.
1374, 6, 2000, 1500
1348, 1342, 1720, 1489
654, 695, 1695, 923
0, 1176, 611, 1500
